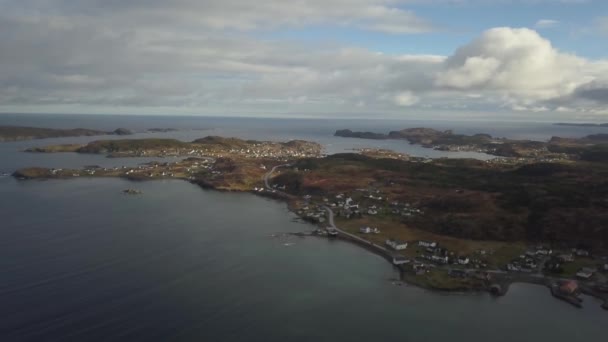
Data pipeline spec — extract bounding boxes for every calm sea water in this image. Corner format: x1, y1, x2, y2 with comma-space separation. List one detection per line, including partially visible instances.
1, 114, 607, 341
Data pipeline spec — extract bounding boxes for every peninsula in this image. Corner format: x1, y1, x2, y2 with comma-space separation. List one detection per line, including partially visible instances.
0, 125, 134, 142
12, 135, 608, 309
336, 128, 608, 161
554, 123, 608, 127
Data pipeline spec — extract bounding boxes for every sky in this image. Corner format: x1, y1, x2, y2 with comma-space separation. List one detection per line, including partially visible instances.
0, 0, 607, 120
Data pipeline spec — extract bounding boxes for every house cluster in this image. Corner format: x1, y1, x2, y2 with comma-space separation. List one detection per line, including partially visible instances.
389, 201, 423, 218
576, 267, 597, 280
507, 246, 554, 273
360, 226, 380, 234
195, 143, 321, 160
386, 239, 408, 250
297, 205, 327, 224
328, 194, 362, 218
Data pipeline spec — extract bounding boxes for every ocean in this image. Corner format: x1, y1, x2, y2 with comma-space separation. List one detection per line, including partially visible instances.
0, 114, 606, 341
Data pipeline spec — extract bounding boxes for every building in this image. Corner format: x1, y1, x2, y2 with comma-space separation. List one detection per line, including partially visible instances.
576, 269, 594, 280
457, 256, 470, 265
386, 239, 408, 251
559, 280, 579, 295
359, 226, 379, 234
418, 241, 437, 249
431, 255, 449, 264
392, 255, 410, 265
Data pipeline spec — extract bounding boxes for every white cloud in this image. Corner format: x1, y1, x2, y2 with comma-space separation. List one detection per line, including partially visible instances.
436, 28, 598, 105
393, 91, 420, 106
0, 1, 606, 118
535, 19, 559, 29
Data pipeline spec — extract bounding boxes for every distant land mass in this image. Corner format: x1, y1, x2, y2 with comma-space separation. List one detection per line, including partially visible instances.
0, 125, 134, 142
147, 128, 179, 133
335, 127, 608, 161
554, 123, 608, 127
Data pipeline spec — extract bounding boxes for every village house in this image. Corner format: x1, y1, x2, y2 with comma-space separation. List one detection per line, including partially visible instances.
392, 255, 410, 265
359, 226, 379, 234
431, 255, 449, 264
558, 253, 574, 262
507, 263, 520, 272
576, 268, 594, 280
535, 248, 552, 256
386, 239, 408, 251
418, 241, 437, 249
457, 256, 470, 265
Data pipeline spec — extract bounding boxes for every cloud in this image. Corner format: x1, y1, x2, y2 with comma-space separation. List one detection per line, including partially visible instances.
435, 27, 600, 107
393, 91, 420, 106
0, 1, 606, 117
5, 0, 433, 34
535, 19, 559, 29
573, 81, 608, 104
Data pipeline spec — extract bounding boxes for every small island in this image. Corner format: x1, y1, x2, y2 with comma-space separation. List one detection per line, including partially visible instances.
555, 123, 608, 127
0, 125, 134, 142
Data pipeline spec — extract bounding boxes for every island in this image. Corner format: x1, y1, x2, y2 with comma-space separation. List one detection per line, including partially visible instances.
12, 135, 608, 309
147, 128, 179, 133
0, 125, 134, 142
555, 123, 608, 127
336, 127, 608, 161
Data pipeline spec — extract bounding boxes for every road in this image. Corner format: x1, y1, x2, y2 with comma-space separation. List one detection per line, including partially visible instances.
263, 164, 392, 256
323, 205, 391, 254
264, 164, 290, 190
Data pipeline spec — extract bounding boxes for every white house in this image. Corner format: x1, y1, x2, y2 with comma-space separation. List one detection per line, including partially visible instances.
359, 226, 379, 234
418, 241, 437, 249
576, 269, 594, 280
386, 239, 408, 251
431, 255, 449, 264
392, 255, 410, 265
457, 257, 470, 265
535, 249, 552, 256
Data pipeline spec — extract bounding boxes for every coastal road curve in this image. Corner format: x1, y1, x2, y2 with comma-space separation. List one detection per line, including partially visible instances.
264, 164, 393, 258
264, 164, 291, 190
323, 205, 391, 254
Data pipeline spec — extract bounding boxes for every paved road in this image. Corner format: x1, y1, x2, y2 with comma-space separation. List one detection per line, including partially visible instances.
323, 205, 391, 254
264, 164, 290, 190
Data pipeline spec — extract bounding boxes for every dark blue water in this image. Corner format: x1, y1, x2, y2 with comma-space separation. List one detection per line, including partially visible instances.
0, 177, 605, 341
1, 114, 606, 341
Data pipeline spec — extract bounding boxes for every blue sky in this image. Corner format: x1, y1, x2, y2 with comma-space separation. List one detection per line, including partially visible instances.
264, 1, 608, 58
0, 0, 607, 119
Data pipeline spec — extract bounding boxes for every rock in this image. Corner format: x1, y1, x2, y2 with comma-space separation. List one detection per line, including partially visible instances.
122, 188, 143, 195
112, 128, 134, 135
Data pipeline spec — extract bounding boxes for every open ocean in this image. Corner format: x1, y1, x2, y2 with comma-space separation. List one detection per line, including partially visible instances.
1, 114, 606, 341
